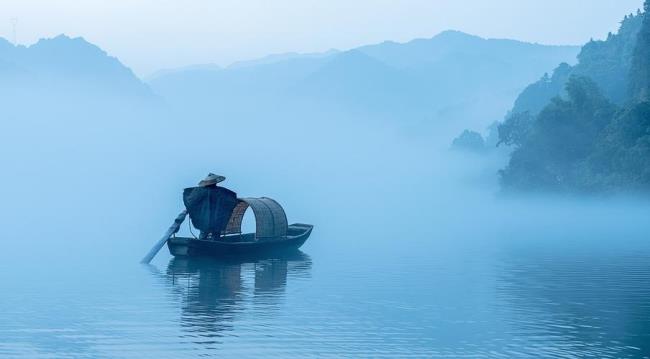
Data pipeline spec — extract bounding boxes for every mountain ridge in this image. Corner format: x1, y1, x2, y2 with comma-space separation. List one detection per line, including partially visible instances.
0, 34, 153, 98
148, 30, 580, 130
147, 30, 579, 78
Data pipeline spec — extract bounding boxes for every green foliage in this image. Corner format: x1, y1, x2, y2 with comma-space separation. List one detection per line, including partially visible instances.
574, 11, 643, 103
586, 102, 650, 190
497, 111, 534, 147
511, 63, 572, 115
630, 1, 650, 101
510, 11, 643, 115
498, 6, 650, 194
500, 77, 618, 192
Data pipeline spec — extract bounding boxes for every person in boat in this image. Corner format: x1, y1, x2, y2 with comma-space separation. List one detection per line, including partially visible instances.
183, 173, 238, 241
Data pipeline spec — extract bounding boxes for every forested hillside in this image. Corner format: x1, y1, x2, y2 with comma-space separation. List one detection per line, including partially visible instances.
497, 2, 650, 193
512, 12, 643, 115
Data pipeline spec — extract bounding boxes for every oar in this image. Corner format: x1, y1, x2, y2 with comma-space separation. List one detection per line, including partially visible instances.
141, 210, 188, 264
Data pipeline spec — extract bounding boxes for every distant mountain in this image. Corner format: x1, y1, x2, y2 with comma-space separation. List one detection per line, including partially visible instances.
293, 49, 420, 113
0, 35, 153, 99
148, 30, 580, 130
1, 34, 162, 162
144, 50, 340, 82
147, 52, 332, 106
145, 63, 222, 82
227, 49, 339, 70
357, 30, 576, 71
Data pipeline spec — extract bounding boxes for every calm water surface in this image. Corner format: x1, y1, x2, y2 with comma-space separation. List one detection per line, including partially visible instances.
2, 198, 650, 358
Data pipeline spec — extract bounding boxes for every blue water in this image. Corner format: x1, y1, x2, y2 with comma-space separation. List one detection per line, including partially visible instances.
2, 193, 650, 358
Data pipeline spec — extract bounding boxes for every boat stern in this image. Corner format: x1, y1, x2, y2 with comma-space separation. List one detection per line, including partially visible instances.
167, 237, 190, 257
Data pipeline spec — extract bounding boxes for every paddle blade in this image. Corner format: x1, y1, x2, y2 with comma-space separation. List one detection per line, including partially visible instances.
140, 210, 187, 264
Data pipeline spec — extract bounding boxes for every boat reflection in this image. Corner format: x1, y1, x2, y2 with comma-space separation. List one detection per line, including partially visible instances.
156, 251, 312, 347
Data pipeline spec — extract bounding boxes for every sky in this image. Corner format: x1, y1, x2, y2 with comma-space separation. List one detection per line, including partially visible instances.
0, 0, 644, 76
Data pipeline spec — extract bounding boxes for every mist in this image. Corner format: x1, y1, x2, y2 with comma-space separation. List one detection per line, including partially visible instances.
0, 31, 578, 261
2, 2, 650, 357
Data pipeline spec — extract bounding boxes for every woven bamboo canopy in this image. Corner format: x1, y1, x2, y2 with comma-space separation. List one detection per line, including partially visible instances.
224, 197, 288, 239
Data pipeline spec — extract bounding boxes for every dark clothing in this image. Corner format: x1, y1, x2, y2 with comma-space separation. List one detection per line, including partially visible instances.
183, 186, 238, 238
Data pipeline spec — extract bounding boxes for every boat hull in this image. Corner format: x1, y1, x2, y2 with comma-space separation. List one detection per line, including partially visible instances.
167, 223, 313, 258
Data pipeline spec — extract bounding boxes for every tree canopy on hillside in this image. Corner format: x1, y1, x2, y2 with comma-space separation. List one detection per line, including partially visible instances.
497, 4, 650, 194
510, 11, 643, 115
630, 0, 650, 101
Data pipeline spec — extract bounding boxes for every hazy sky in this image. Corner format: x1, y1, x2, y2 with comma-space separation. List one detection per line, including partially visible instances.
1, 0, 644, 76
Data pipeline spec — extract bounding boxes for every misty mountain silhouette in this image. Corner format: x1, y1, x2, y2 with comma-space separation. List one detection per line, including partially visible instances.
228, 49, 339, 70
294, 49, 417, 111
148, 30, 579, 125
357, 30, 574, 68
0, 30, 579, 139
0, 35, 152, 98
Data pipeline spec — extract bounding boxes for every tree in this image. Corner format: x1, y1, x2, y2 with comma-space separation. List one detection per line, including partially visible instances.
630, 0, 650, 101
499, 77, 617, 192
498, 4, 650, 193
451, 130, 486, 153
497, 112, 534, 147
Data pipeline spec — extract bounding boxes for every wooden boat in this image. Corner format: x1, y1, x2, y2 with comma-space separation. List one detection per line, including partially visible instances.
166, 197, 313, 258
